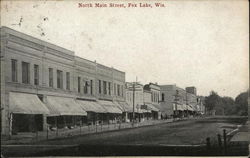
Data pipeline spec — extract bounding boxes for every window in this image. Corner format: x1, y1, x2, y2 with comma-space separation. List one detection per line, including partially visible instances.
108, 82, 111, 95
11, 59, 17, 82
78, 77, 81, 93
151, 92, 153, 102
84, 81, 88, 94
99, 80, 102, 94
121, 85, 123, 97
49, 68, 53, 87
114, 83, 116, 95
103, 81, 107, 95
117, 84, 120, 96
66, 72, 70, 90
34, 64, 39, 85
162, 93, 165, 101
90, 80, 93, 95
57, 70, 63, 89
22, 62, 30, 84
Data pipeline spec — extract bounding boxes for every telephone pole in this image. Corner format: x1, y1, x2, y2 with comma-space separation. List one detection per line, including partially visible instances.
132, 76, 137, 126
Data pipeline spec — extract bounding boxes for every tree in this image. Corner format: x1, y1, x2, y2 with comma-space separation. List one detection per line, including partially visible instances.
222, 96, 235, 115
234, 91, 248, 116
205, 91, 222, 114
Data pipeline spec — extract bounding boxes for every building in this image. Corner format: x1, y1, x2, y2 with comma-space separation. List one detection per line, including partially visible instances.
125, 82, 146, 122
143, 83, 161, 119
0, 27, 127, 136
186, 87, 197, 95
160, 84, 199, 118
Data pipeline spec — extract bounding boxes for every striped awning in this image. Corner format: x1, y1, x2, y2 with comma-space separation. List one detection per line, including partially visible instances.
9, 92, 50, 115
97, 100, 123, 114
173, 104, 184, 111
76, 100, 107, 113
145, 103, 159, 112
116, 101, 133, 112
46, 96, 87, 116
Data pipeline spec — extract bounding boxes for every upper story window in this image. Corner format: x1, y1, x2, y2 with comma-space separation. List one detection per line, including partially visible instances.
161, 93, 165, 101
11, 59, 18, 82
22, 62, 30, 84
78, 77, 81, 93
34, 64, 39, 85
49, 68, 53, 87
57, 70, 63, 89
90, 80, 93, 95
99, 80, 102, 94
108, 82, 111, 95
117, 84, 120, 96
66, 72, 70, 90
103, 81, 107, 95
84, 81, 88, 94
114, 83, 116, 95
121, 85, 123, 97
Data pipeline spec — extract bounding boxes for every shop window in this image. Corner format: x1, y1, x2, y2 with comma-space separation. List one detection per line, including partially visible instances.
22, 62, 30, 84
49, 68, 53, 87
34, 64, 39, 85
57, 70, 63, 89
11, 59, 18, 82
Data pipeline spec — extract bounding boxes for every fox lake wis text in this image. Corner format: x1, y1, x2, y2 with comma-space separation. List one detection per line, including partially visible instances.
78, 2, 166, 8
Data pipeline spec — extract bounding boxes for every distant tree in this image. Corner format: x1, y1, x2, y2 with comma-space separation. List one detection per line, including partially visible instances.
205, 91, 222, 114
222, 96, 235, 115
234, 91, 248, 116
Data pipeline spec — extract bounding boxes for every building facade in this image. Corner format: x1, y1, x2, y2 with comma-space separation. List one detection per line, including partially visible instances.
0, 27, 126, 136
160, 84, 200, 118
143, 83, 161, 119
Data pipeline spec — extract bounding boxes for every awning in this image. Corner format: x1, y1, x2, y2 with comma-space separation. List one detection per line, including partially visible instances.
9, 92, 50, 115
146, 103, 160, 112
173, 104, 184, 111
46, 96, 87, 116
152, 103, 161, 111
187, 105, 194, 111
76, 100, 107, 113
98, 100, 123, 114
116, 101, 133, 112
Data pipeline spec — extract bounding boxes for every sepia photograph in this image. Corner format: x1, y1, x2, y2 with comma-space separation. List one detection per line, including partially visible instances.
0, 0, 249, 157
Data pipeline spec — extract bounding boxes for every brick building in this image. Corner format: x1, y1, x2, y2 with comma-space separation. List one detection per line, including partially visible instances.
160, 84, 200, 118
0, 27, 126, 136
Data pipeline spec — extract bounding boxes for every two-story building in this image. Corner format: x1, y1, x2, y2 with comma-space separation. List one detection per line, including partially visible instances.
143, 83, 161, 119
159, 84, 197, 118
0, 27, 126, 136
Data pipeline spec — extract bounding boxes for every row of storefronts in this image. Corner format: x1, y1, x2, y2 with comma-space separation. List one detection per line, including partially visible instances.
9, 91, 163, 134
0, 27, 204, 136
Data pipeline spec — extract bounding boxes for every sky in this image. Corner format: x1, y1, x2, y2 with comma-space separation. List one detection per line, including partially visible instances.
1, 0, 249, 98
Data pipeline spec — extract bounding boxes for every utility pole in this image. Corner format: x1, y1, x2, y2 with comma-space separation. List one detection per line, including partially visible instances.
186, 92, 189, 118
132, 76, 137, 126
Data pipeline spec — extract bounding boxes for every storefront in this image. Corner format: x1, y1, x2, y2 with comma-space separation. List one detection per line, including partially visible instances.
9, 92, 50, 134
97, 100, 123, 124
45, 96, 87, 130
76, 99, 107, 125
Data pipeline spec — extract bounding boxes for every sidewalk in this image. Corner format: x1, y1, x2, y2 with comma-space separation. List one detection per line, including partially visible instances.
230, 120, 249, 142
1, 119, 174, 145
